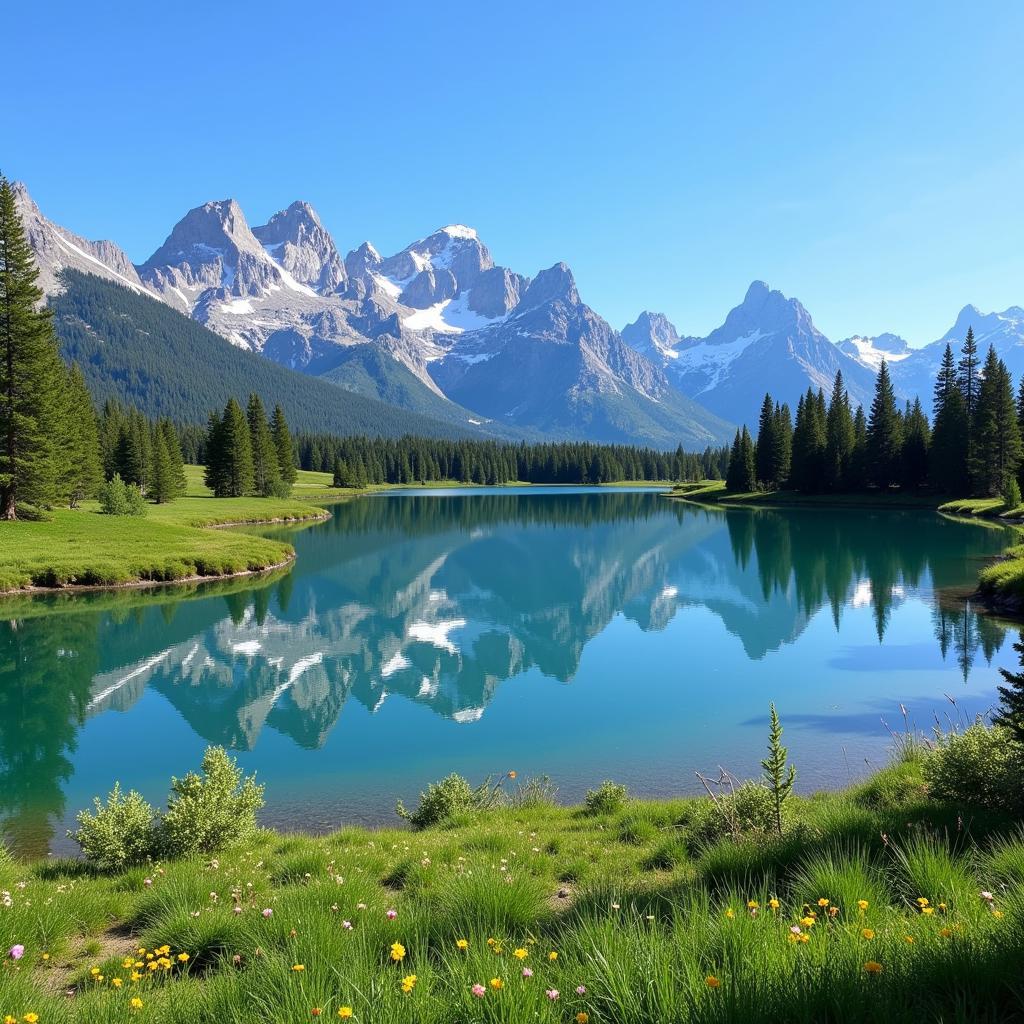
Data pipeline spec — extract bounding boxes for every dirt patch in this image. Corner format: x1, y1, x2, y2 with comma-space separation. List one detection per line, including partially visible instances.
41, 924, 141, 997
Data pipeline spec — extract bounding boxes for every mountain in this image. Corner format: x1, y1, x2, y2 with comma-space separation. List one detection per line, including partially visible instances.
49, 270, 481, 439
892, 304, 1024, 407
427, 263, 733, 446
623, 282, 877, 423
836, 333, 912, 372
621, 311, 693, 362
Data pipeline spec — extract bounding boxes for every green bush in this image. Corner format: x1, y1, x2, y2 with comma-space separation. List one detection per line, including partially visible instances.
687, 781, 776, 847
583, 780, 628, 816
99, 473, 147, 516
71, 783, 156, 870
922, 724, 1024, 812
158, 747, 264, 857
396, 773, 505, 829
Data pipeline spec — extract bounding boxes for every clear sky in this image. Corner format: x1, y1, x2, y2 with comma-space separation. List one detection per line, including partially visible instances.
7, 0, 1023, 345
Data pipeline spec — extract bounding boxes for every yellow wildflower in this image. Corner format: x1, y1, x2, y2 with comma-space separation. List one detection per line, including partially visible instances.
916, 897, 929, 907
513, 948, 528, 960
131, 971, 142, 982
390, 942, 406, 962
400, 974, 417, 994
23, 1016, 39, 1024
89, 967, 100, 976
177, 953, 190, 963
861, 928, 875, 940
706, 975, 721, 988
724, 908, 735, 919
456, 939, 469, 951
4, 1016, 15, 1024
857, 900, 869, 911
576, 1015, 589, 1024
768, 898, 780, 911
940, 927, 953, 938
338, 1009, 353, 1020
863, 961, 882, 974
993, 909, 1005, 919
112, 978, 124, 988
904, 935, 915, 944
130, 997, 143, 1009
747, 900, 759, 910
800, 916, 815, 928
548, 951, 558, 961
817, 898, 829, 908
922, 907, 934, 916
489, 978, 503, 990
292, 964, 306, 972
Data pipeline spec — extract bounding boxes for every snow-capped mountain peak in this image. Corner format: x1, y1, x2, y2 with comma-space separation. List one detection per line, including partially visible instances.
622, 311, 684, 361
836, 332, 911, 372
253, 200, 347, 295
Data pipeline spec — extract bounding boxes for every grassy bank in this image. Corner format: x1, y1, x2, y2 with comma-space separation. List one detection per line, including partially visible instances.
672, 480, 947, 509
0, 467, 331, 593
2, 753, 1023, 1023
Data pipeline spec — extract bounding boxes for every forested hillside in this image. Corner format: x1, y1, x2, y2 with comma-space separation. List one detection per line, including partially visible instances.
49, 270, 475, 440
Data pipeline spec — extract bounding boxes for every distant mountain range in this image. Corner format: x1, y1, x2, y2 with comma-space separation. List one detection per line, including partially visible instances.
16, 180, 1024, 442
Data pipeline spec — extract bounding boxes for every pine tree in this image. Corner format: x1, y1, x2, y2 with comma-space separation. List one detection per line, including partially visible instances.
867, 361, 903, 488
160, 420, 187, 498
754, 393, 777, 488
901, 397, 930, 489
149, 423, 174, 503
725, 429, 744, 492
995, 633, 1024, 743
62, 363, 103, 507
0, 175, 67, 518
958, 326, 980, 485
247, 393, 281, 497
848, 406, 869, 490
760, 703, 796, 836
971, 347, 1021, 497
790, 389, 826, 492
772, 403, 793, 486
203, 410, 225, 496
737, 426, 756, 491
270, 404, 296, 492
332, 457, 352, 488
825, 370, 855, 491
930, 343, 969, 494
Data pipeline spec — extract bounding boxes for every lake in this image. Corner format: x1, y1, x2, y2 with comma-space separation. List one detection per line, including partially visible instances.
1, 487, 1018, 858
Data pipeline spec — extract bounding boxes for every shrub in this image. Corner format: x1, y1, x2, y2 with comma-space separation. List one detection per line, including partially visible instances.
922, 723, 1024, 812
583, 780, 628, 816
510, 774, 559, 809
396, 773, 505, 829
99, 473, 146, 516
687, 781, 776, 847
71, 783, 156, 870
158, 747, 265, 857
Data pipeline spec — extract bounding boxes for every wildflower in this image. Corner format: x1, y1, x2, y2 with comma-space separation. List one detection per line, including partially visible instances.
981, 890, 995, 902
577, 1015, 590, 1024
471, 984, 486, 998
513, 948, 528, 960
817, 898, 829, 908
233, 906, 242, 915
546, 989, 560, 1000
400, 974, 417, 994
799, 916, 815, 928
768, 898, 780, 911
311, 1011, 321, 1018
522, 967, 534, 978
993, 909, 1005, 919
790, 925, 801, 935
112, 978, 123, 988
938, 903, 947, 912
456, 939, 469, 951
548, 951, 558, 961
863, 961, 882, 974
916, 897, 929, 908
262, 908, 273, 918
8, 945, 24, 961
747, 900, 759, 910
40, 954, 48, 963
337, 1009, 353, 1020
390, 942, 406, 962
922, 907, 934, 916
706, 975, 721, 989
904, 935, 914, 944
23, 1016, 39, 1024
356, 903, 367, 911
508, 770, 517, 779
576, 985, 587, 995
489, 978, 503, 990
3, 1016, 14, 1024
90, 967, 100, 976
342, 920, 353, 931
940, 927, 953, 938
724, 909, 735, 919
292, 964, 306, 972
131, 971, 142, 981
861, 929, 875, 940
857, 900, 869, 911
177, 953, 189, 962
611, 902, 620, 910
386, 909, 397, 920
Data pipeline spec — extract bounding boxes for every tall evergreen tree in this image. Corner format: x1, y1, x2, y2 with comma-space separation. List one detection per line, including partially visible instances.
149, 423, 174, 503
901, 397, 930, 489
737, 425, 756, 492
754, 393, 777, 488
0, 175, 67, 518
866, 360, 903, 488
160, 420, 187, 498
772, 402, 793, 486
971, 347, 1021, 497
247, 393, 281, 497
204, 400, 255, 498
271, 404, 297, 492
62, 363, 103, 507
790, 389, 826, 492
957, 326, 980, 485
995, 633, 1024, 743
825, 370, 855, 491
929, 343, 969, 494
848, 406, 869, 490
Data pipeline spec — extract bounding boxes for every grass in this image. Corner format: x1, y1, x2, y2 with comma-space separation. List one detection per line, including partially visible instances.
0, 467, 331, 593
2, 755, 1023, 1023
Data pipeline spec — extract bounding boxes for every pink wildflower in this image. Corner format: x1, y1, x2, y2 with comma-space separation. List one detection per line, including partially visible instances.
471, 984, 486, 998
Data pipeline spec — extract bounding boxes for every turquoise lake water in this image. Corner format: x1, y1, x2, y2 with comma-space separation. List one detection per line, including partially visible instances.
1, 487, 1018, 857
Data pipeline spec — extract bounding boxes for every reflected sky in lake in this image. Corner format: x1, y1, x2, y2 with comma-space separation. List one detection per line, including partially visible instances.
0, 488, 1018, 856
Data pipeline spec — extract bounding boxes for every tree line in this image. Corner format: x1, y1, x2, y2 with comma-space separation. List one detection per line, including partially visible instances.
726, 328, 1024, 501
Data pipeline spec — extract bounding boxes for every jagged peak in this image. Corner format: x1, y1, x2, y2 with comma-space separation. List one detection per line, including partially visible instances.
520, 261, 579, 309
438, 224, 478, 240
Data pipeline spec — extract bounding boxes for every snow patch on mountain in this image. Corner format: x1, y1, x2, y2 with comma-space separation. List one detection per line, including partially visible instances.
674, 329, 770, 393
401, 292, 506, 334
836, 333, 911, 372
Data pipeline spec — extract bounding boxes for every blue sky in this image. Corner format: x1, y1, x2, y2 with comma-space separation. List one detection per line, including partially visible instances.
7, 0, 1023, 344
